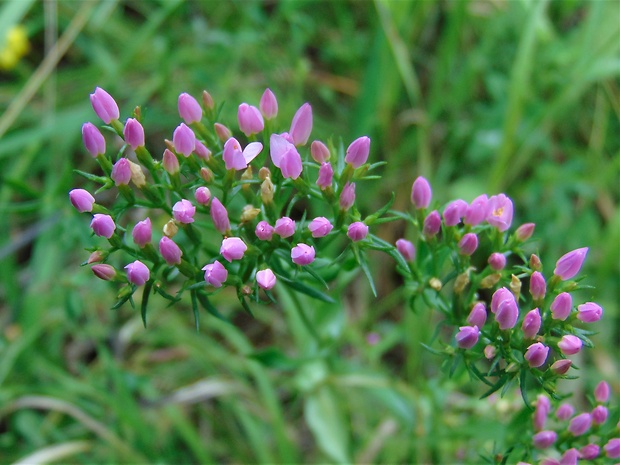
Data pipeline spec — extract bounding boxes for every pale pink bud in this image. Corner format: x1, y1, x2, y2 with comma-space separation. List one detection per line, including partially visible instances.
604, 438, 620, 458
534, 395, 551, 430
87, 251, 106, 264
550, 292, 572, 320
491, 287, 513, 314
214, 123, 232, 142
172, 199, 196, 224
568, 413, 591, 436
484, 345, 496, 359
592, 405, 608, 424
111, 158, 132, 185
255, 221, 274, 241
194, 140, 211, 160
423, 210, 441, 237
522, 308, 541, 339
178, 92, 203, 124
90, 87, 119, 124
220, 237, 247, 262
194, 187, 211, 206
275, 217, 296, 238
173, 123, 196, 157
289, 103, 312, 146
123, 118, 145, 149
458, 233, 478, 255
495, 295, 519, 330
443, 199, 468, 226
525, 342, 549, 368
210, 197, 230, 234
464, 194, 488, 226
316, 162, 334, 189
259, 88, 278, 119
125, 260, 150, 286
411, 176, 432, 209
455, 325, 479, 349
594, 381, 610, 403
579, 444, 600, 460
132, 217, 152, 247
202, 90, 214, 110
560, 448, 579, 465
551, 359, 572, 375
488, 253, 506, 271
533, 431, 557, 449
311, 140, 330, 163
515, 223, 535, 242
81, 122, 106, 157
202, 260, 227, 287
467, 302, 487, 328
69, 189, 95, 212
486, 194, 513, 232
530, 271, 546, 300
558, 335, 582, 355
308, 217, 333, 238
162, 149, 180, 174
256, 269, 276, 290
395, 239, 415, 262
238, 103, 264, 137
279, 147, 303, 179
347, 222, 369, 242
90, 214, 116, 238
291, 243, 315, 265
345, 136, 371, 168
554, 247, 588, 280
339, 182, 356, 210
555, 403, 574, 420
577, 302, 603, 323
159, 237, 182, 265
92, 264, 116, 281
530, 254, 542, 271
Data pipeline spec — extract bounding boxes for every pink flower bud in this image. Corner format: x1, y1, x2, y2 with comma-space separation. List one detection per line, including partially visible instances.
311, 140, 330, 163
554, 247, 588, 280
464, 194, 488, 226
132, 217, 152, 247
411, 176, 432, 209
551, 359, 572, 375
125, 260, 150, 286
525, 342, 549, 368
223, 137, 247, 170
308, 217, 333, 238
202, 260, 227, 287
558, 334, 582, 355
214, 123, 232, 142
316, 162, 334, 189
111, 158, 132, 185
577, 302, 603, 323
87, 251, 106, 264
534, 395, 551, 430
194, 187, 211, 206
579, 444, 600, 460
259, 88, 278, 119
123, 118, 145, 149
290, 103, 312, 146
604, 438, 620, 458
339, 182, 356, 210
443, 199, 468, 226
455, 325, 480, 349
345, 136, 371, 168
530, 271, 546, 300
592, 405, 608, 424
568, 413, 591, 436
256, 269, 276, 290
275, 217, 296, 238
522, 308, 541, 339
178, 92, 203, 124
291, 243, 315, 265
539, 460, 559, 465
220, 237, 247, 262
279, 147, 303, 179
347, 222, 369, 242
484, 345, 496, 359
92, 264, 116, 281
515, 223, 535, 242
69, 188, 95, 212
533, 431, 557, 449
172, 199, 196, 224
491, 287, 513, 314
594, 381, 610, 403
210, 197, 230, 234
560, 448, 579, 465
159, 236, 182, 265
81, 122, 106, 157
495, 295, 519, 330
551, 292, 572, 320
555, 403, 574, 420
173, 123, 196, 157
423, 210, 441, 237
90, 214, 116, 238
162, 149, 180, 174
238, 103, 264, 137
194, 140, 211, 160
486, 194, 513, 232
467, 302, 487, 328
90, 87, 119, 124
396, 239, 415, 262
458, 233, 478, 255
488, 253, 506, 271
255, 221, 274, 241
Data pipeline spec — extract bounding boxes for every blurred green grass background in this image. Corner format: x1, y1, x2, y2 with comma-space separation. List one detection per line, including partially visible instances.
0, 0, 618, 463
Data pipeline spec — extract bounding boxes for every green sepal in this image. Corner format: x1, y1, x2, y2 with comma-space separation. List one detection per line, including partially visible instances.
140, 280, 153, 328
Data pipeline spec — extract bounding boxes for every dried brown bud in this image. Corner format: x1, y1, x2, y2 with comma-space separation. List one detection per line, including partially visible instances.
202, 90, 214, 110
429, 277, 442, 291
200, 167, 213, 183
241, 205, 260, 223
128, 160, 146, 187
529, 254, 542, 271
163, 219, 178, 238
510, 274, 521, 301
261, 177, 274, 204
258, 167, 271, 181
480, 273, 502, 289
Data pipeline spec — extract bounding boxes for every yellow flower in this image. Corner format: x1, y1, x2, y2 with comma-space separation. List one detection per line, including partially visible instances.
0, 25, 30, 71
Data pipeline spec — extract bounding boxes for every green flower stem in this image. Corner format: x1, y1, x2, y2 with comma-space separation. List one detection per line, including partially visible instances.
96, 153, 113, 177
118, 184, 135, 204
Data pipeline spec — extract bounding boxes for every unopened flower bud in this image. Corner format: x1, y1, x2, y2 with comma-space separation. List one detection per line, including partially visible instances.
592, 405, 608, 424
241, 205, 260, 223
525, 342, 549, 368
81, 122, 106, 157
178, 92, 203, 124
163, 219, 178, 238
411, 176, 432, 209
162, 149, 179, 174
568, 413, 591, 436
455, 325, 480, 349
255, 221, 274, 241
339, 182, 356, 210
202, 260, 227, 287
238, 103, 264, 137
159, 236, 182, 265
290, 103, 312, 146
128, 160, 146, 187
87, 250, 107, 264
309, 217, 333, 238
558, 334, 582, 355
311, 140, 330, 163
550, 359, 572, 375
530, 271, 546, 300
533, 395, 551, 431
214, 123, 232, 142
202, 90, 214, 110
458, 233, 478, 255
395, 239, 415, 262
604, 438, 620, 458
488, 253, 506, 271
256, 269, 276, 290
316, 162, 334, 190
200, 167, 213, 182
259, 88, 278, 119
347, 222, 369, 242
594, 381, 610, 403
515, 222, 535, 242
423, 210, 441, 237
555, 403, 574, 420
220, 237, 247, 262
172, 199, 196, 224
522, 308, 541, 339
69, 189, 95, 212
453, 270, 470, 294
173, 123, 196, 157
577, 302, 603, 323
480, 273, 501, 288
467, 303, 487, 327
554, 247, 588, 280
579, 444, 600, 460
125, 260, 150, 286
111, 158, 132, 185
90, 214, 116, 238
92, 264, 116, 281
258, 167, 271, 181
510, 274, 521, 300
195, 187, 211, 205
90, 87, 119, 124
210, 197, 230, 234
443, 199, 468, 226
260, 177, 275, 204
291, 243, 315, 265
123, 118, 145, 150
464, 194, 488, 226
550, 292, 572, 320
345, 136, 371, 168
533, 431, 557, 449
132, 217, 152, 247
429, 277, 442, 291
484, 345, 496, 359
530, 254, 542, 271
194, 140, 211, 160
275, 217, 296, 238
